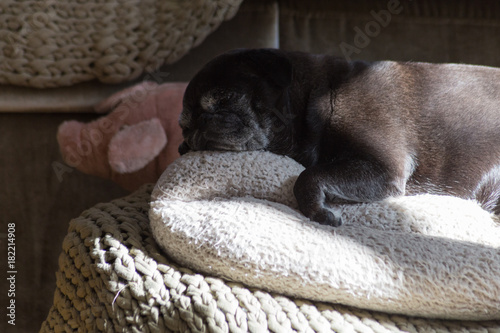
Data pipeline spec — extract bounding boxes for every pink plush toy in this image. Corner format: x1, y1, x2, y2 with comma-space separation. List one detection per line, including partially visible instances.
57, 81, 188, 191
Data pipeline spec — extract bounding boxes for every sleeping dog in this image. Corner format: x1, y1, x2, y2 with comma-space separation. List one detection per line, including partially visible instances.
178, 48, 500, 226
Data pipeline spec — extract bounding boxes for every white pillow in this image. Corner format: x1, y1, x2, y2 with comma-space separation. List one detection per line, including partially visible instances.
149, 151, 500, 320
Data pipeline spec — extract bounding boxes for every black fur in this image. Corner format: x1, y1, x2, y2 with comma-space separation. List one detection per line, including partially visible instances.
179, 48, 500, 226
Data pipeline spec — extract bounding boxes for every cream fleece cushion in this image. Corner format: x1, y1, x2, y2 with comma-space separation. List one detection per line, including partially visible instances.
149, 151, 500, 321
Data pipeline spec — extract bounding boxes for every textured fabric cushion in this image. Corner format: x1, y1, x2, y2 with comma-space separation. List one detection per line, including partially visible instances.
150, 151, 500, 321
0, 0, 242, 88
41, 185, 500, 332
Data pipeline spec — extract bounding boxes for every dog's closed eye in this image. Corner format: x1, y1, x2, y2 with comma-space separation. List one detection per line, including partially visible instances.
216, 91, 235, 104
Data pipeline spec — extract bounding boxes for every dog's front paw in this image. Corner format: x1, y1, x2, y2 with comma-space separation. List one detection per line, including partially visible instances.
294, 168, 344, 227
308, 207, 343, 227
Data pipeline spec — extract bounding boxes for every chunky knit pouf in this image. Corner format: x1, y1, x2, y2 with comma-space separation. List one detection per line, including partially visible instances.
0, 0, 243, 87
40, 184, 500, 332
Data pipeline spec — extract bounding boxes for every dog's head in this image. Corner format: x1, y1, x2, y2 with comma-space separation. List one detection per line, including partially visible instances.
178, 49, 292, 155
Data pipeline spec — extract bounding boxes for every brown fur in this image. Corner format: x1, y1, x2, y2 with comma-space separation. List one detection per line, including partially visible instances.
179, 49, 500, 225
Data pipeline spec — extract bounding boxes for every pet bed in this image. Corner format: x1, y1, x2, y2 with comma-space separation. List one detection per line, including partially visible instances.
41, 152, 500, 332
0, 0, 242, 88
149, 151, 500, 321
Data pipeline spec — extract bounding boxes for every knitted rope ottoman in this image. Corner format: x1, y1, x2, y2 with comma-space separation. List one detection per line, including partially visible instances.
40, 184, 500, 332
0, 0, 243, 87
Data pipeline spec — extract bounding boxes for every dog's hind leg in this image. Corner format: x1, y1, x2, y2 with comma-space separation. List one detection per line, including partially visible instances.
473, 165, 500, 215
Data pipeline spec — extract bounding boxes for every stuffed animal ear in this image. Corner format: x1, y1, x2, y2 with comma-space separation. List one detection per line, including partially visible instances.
108, 118, 167, 174
243, 49, 292, 89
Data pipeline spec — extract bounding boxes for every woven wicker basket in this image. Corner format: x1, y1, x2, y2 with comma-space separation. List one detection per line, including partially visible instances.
40, 185, 500, 332
0, 0, 242, 88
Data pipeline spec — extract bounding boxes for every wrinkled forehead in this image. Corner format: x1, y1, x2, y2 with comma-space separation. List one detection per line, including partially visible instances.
185, 76, 253, 109
185, 54, 256, 97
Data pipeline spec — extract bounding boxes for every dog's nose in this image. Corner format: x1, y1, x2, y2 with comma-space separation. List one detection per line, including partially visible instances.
178, 142, 191, 155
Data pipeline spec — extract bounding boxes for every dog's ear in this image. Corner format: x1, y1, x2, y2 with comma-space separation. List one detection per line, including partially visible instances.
243, 49, 292, 89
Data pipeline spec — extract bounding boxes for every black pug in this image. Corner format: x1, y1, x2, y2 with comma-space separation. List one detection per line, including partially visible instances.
178, 48, 500, 226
